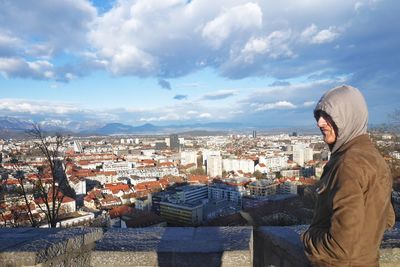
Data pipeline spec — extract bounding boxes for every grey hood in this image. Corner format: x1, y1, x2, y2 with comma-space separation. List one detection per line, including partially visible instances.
314, 85, 368, 154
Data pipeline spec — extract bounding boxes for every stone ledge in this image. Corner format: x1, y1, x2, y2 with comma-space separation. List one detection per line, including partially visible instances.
0, 227, 103, 267
91, 227, 253, 267
254, 226, 310, 267
255, 223, 400, 267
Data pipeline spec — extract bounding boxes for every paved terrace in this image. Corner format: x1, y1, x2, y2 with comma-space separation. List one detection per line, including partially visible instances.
1, 224, 400, 267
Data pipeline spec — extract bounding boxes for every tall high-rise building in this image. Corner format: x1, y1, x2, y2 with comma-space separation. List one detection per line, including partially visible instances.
252, 130, 257, 138
169, 134, 180, 151
292, 144, 313, 167
202, 150, 221, 166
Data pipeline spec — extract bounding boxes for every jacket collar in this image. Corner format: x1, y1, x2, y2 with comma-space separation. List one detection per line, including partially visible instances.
334, 134, 370, 155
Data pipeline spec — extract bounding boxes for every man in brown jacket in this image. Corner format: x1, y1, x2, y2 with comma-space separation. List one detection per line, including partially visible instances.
302, 85, 395, 266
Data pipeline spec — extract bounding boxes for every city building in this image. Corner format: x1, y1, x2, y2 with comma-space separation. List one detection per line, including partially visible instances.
169, 134, 180, 151
206, 155, 222, 178
159, 200, 204, 226
208, 183, 247, 207
180, 150, 197, 166
278, 181, 298, 194
174, 184, 208, 203
222, 158, 255, 174
248, 179, 278, 196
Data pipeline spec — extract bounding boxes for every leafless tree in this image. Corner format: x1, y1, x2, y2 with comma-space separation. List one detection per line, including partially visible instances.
27, 124, 74, 228
4, 125, 76, 228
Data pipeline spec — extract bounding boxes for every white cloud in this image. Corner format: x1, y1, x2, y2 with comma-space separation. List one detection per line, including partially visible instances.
201, 3, 262, 49
240, 30, 294, 63
0, 57, 55, 80
0, 0, 96, 80
108, 45, 157, 75
301, 24, 340, 44
0, 32, 21, 52
255, 101, 297, 111
198, 113, 212, 118
312, 28, 340, 44
0, 99, 81, 114
303, 101, 316, 107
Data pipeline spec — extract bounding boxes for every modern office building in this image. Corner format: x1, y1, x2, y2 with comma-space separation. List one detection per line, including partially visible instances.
208, 183, 246, 207
159, 200, 204, 226
174, 184, 208, 203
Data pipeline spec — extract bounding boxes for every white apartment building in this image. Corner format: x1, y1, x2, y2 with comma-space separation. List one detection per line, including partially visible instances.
206, 155, 222, 178
102, 161, 133, 172
180, 150, 198, 166
222, 158, 254, 174
259, 156, 288, 172
292, 144, 313, 167
118, 166, 179, 178
304, 147, 314, 163
202, 150, 221, 165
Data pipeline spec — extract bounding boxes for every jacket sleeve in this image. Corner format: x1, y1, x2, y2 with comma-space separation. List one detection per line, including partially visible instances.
387, 202, 395, 229
302, 163, 366, 260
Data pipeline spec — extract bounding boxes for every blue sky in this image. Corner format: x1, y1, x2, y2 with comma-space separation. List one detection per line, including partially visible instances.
0, 0, 399, 129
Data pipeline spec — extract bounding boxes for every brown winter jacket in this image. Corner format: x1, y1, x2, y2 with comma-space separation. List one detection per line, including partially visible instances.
302, 135, 395, 266
302, 85, 395, 266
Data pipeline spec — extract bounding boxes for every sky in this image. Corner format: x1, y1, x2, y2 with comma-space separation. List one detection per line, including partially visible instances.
0, 0, 399, 129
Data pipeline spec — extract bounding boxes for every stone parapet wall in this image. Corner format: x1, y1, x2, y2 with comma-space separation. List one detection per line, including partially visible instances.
1, 225, 400, 267
0, 227, 103, 267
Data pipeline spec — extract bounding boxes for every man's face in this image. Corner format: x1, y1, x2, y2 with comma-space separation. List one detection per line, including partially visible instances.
316, 114, 337, 144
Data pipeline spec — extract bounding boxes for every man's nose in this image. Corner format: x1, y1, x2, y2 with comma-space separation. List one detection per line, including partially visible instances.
317, 116, 327, 127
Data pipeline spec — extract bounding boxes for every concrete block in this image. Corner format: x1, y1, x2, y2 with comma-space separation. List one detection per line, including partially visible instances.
92, 227, 253, 267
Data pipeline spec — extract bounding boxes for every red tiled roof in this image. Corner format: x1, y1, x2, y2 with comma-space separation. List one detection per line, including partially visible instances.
188, 175, 209, 184
104, 183, 131, 194
109, 205, 134, 219
158, 162, 175, 167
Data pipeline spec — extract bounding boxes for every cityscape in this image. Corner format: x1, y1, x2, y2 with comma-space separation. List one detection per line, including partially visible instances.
1, 129, 399, 229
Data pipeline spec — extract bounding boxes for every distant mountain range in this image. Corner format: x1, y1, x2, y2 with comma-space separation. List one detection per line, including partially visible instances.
77, 122, 251, 135
0, 116, 252, 138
